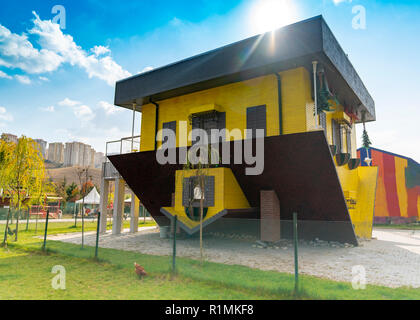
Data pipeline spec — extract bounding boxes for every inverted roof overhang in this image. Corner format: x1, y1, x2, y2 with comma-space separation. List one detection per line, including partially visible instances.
115, 15, 375, 122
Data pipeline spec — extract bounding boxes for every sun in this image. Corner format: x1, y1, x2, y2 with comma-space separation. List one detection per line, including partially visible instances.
251, 0, 297, 34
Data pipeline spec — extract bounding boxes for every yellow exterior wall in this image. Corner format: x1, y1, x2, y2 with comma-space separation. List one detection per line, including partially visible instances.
394, 157, 409, 218
140, 67, 315, 151
418, 196, 420, 220
163, 167, 250, 230
354, 167, 379, 238
138, 65, 376, 238
139, 104, 156, 151
336, 165, 378, 238
281, 68, 313, 134
324, 112, 334, 145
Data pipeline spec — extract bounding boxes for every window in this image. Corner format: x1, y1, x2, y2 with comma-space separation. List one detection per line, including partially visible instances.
182, 176, 215, 208
332, 119, 342, 153
162, 121, 176, 148
319, 112, 327, 134
191, 112, 226, 145
246, 105, 266, 139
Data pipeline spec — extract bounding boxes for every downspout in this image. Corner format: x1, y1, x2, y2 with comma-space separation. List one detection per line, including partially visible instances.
274, 73, 283, 135
131, 103, 136, 152
150, 99, 159, 150
312, 61, 319, 127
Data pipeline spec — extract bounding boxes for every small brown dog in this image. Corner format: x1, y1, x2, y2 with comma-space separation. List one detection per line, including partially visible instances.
134, 262, 147, 277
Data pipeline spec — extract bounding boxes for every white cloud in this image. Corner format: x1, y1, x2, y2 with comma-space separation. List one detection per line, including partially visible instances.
332, 0, 352, 5
58, 97, 81, 107
138, 66, 154, 74
0, 106, 13, 121
39, 76, 49, 81
14, 74, 31, 84
0, 70, 12, 79
57, 98, 94, 121
0, 12, 131, 86
170, 17, 183, 27
0, 24, 63, 73
91, 45, 110, 56
40, 105, 55, 112
98, 100, 121, 115
29, 12, 131, 85
74, 104, 95, 120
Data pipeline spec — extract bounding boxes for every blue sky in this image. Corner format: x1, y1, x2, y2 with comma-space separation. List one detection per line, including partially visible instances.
0, 0, 419, 160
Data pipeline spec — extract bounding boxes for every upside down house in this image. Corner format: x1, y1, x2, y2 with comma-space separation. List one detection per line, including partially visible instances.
101, 16, 378, 246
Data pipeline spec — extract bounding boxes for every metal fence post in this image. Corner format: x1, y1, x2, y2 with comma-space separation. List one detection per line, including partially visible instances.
172, 215, 177, 273
42, 210, 50, 251
2, 207, 11, 247
293, 212, 299, 293
95, 211, 101, 259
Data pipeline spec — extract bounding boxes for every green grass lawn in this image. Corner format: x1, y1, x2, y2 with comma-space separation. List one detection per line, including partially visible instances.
2, 219, 156, 236
1, 223, 420, 300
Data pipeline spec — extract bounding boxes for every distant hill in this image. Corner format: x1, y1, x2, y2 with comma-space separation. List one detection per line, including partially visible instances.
47, 167, 101, 187
44, 160, 63, 169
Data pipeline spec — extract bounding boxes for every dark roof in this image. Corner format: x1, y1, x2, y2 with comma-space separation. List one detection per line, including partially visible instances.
115, 15, 375, 122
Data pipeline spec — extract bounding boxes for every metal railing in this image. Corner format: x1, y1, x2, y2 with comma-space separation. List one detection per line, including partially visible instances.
102, 135, 141, 180
105, 135, 140, 157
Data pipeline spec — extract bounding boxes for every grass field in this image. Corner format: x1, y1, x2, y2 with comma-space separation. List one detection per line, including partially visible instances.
2, 219, 156, 235
1, 223, 420, 300
46, 167, 102, 187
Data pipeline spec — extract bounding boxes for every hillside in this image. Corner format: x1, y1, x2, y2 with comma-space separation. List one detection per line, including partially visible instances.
47, 167, 101, 187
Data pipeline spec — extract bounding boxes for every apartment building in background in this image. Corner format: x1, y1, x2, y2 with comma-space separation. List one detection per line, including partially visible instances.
1, 133, 99, 168
34, 139, 47, 158
1, 133, 18, 144
47, 142, 64, 164
94, 152, 105, 168
64, 141, 95, 167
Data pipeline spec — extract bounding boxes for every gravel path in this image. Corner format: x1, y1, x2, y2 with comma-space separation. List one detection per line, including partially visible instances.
48, 227, 420, 288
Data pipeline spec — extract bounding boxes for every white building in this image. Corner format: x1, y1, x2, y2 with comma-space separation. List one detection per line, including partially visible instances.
64, 141, 95, 167
1, 133, 18, 144
94, 152, 105, 168
47, 142, 64, 164
34, 139, 47, 159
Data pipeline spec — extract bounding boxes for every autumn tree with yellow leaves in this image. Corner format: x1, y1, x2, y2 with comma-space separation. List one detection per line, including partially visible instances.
0, 136, 49, 244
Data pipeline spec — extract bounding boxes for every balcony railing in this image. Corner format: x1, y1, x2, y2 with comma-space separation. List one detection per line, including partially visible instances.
102, 135, 140, 179
105, 135, 140, 157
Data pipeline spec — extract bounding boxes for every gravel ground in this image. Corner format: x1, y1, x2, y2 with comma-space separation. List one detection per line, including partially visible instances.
48, 227, 420, 288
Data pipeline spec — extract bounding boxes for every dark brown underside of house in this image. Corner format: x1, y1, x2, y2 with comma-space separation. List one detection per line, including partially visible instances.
108, 131, 358, 245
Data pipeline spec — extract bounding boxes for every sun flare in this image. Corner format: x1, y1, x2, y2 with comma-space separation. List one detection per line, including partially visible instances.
251, 0, 297, 34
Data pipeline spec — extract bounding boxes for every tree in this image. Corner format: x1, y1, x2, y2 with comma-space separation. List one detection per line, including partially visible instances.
81, 180, 94, 196
75, 166, 92, 249
0, 139, 13, 247
0, 139, 13, 196
362, 127, 372, 150
9, 137, 46, 241
182, 144, 218, 264
66, 182, 79, 202
361, 113, 372, 150
54, 178, 67, 207
1, 136, 46, 242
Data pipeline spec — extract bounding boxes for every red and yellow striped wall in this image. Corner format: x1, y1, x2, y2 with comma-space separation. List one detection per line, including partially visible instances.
358, 147, 420, 223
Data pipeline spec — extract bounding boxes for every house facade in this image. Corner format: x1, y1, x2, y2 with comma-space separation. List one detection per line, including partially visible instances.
358, 147, 420, 224
102, 16, 378, 245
